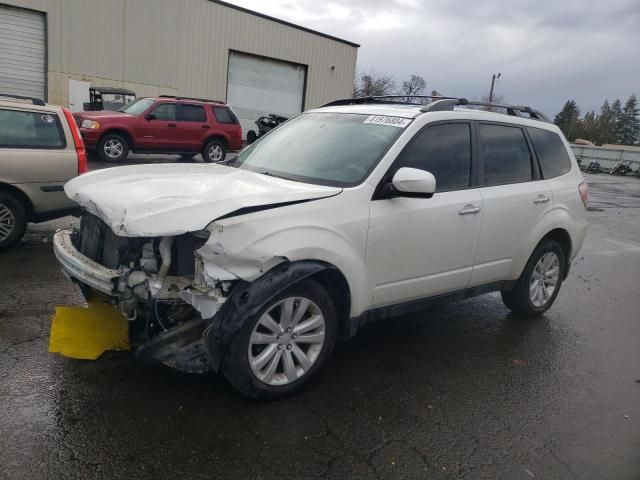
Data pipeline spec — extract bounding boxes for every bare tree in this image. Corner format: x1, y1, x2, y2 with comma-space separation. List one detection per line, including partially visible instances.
353, 70, 396, 98
401, 75, 426, 102
481, 93, 505, 111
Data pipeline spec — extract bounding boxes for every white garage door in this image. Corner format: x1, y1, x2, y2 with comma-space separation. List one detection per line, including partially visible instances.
0, 5, 46, 100
227, 52, 306, 139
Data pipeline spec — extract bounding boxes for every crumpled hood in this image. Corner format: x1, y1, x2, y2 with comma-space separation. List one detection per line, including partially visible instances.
65, 163, 341, 237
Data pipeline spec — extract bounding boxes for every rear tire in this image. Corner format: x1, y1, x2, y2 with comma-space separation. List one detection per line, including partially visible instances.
98, 133, 129, 162
202, 139, 227, 163
501, 239, 566, 317
221, 279, 337, 399
0, 191, 28, 251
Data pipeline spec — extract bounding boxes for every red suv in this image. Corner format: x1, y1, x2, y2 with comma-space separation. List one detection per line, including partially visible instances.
73, 96, 243, 162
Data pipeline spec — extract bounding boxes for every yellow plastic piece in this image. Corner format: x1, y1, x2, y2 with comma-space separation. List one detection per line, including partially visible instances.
49, 298, 130, 360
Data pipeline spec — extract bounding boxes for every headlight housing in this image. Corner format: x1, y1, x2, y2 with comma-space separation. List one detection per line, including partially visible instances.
81, 119, 100, 129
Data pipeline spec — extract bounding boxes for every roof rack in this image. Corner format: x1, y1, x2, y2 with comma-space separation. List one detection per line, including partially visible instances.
321, 95, 550, 123
0, 93, 45, 106
322, 95, 456, 107
159, 95, 224, 104
420, 98, 550, 122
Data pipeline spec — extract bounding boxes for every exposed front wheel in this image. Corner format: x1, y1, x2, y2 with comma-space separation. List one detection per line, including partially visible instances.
222, 279, 337, 399
501, 239, 566, 317
98, 134, 129, 162
0, 191, 28, 251
202, 139, 227, 163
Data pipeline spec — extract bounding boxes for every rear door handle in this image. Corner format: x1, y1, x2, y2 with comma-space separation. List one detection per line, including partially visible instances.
201, 125, 210, 129
168, 123, 177, 128
459, 204, 481, 215
534, 195, 550, 204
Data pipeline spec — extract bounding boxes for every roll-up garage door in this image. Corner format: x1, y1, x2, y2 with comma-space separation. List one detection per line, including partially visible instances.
0, 5, 46, 100
227, 51, 306, 139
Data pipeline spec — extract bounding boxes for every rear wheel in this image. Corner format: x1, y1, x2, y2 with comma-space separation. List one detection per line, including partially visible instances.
202, 139, 227, 163
222, 279, 337, 399
0, 191, 28, 251
98, 134, 129, 162
501, 239, 566, 317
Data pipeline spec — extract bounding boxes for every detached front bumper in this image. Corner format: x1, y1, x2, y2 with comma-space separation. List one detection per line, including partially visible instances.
53, 229, 119, 295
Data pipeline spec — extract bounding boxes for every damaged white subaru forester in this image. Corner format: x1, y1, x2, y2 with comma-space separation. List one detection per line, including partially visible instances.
54, 97, 588, 399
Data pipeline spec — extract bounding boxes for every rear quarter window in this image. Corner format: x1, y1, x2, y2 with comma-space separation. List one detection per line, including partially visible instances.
213, 106, 238, 124
0, 109, 65, 149
527, 127, 572, 178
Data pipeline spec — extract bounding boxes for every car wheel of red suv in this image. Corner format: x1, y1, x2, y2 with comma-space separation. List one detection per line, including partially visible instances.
202, 139, 227, 163
98, 134, 129, 162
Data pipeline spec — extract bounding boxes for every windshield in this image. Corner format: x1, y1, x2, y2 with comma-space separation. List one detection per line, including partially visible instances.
232, 112, 409, 187
119, 97, 154, 115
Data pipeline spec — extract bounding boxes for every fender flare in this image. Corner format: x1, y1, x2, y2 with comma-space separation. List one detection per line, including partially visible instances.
204, 260, 338, 371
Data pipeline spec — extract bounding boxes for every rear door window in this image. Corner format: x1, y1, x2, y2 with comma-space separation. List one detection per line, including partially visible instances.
150, 103, 176, 121
213, 106, 238, 124
527, 127, 572, 178
478, 124, 532, 185
178, 104, 207, 122
0, 109, 65, 149
394, 122, 472, 191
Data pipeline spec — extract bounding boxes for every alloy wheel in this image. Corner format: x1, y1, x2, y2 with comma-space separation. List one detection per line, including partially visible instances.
529, 252, 560, 307
248, 297, 326, 386
104, 139, 124, 159
208, 144, 223, 162
0, 203, 15, 242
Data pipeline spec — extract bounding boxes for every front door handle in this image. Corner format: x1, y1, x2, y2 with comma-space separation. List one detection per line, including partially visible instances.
459, 204, 481, 215
168, 123, 177, 128
534, 195, 550, 204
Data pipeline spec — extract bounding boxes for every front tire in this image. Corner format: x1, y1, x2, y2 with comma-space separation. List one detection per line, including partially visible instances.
222, 279, 337, 399
98, 134, 129, 162
202, 139, 227, 163
0, 191, 28, 251
501, 239, 566, 317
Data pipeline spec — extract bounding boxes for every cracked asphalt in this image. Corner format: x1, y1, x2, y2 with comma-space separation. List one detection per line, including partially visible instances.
1, 169, 639, 480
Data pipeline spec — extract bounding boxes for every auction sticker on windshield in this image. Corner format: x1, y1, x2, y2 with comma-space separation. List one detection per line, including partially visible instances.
364, 115, 412, 128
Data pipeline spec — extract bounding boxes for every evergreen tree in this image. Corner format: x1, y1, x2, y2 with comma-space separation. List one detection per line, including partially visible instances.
554, 100, 582, 141
619, 94, 640, 145
611, 99, 624, 143
581, 111, 598, 143
597, 100, 616, 145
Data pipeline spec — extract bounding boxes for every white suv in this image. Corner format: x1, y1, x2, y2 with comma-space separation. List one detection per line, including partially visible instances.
54, 97, 588, 398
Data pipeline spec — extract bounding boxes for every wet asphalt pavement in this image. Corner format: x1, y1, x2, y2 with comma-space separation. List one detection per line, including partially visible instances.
1, 166, 639, 479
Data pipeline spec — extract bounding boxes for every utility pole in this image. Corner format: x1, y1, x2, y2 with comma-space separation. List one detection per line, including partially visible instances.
489, 73, 501, 102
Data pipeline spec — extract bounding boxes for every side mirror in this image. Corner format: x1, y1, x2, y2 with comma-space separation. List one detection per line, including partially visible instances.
389, 167, 436, 198
145, 113, 156, 121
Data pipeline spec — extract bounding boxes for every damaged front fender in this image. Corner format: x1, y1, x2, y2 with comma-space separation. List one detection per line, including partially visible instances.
203, 260, 338, 371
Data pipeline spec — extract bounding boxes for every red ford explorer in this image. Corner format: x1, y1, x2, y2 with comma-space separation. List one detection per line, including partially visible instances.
73, 96, 243, 162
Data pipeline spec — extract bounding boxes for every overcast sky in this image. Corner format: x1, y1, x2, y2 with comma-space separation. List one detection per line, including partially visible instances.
227, 0, 639, 118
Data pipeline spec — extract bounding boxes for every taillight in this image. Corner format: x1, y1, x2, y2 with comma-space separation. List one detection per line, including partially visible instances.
62, 107, 88, 175
578, 181, 588, 208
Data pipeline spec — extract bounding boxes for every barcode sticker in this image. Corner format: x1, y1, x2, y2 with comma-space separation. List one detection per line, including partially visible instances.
363, 115, 411, 128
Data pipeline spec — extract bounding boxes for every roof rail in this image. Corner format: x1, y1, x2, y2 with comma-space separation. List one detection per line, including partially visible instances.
322, 95, 456, 107
0, 93, 45, 106
159, 95, 224, 104
421, 98, 550, 122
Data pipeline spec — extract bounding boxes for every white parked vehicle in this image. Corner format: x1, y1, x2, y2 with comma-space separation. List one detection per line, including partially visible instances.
54, 96, 588, 398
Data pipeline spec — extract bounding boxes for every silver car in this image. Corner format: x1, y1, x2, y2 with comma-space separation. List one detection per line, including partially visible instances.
0, 94, 86, 250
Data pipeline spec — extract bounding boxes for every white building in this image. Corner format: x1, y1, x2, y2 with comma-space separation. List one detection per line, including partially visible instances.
0, 0, 358, 135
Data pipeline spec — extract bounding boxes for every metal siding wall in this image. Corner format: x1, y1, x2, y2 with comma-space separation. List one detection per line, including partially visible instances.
1, 0, 357, 107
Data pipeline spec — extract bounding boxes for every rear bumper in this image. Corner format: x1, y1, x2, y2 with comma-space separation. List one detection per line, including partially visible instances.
53, 229, 119, 295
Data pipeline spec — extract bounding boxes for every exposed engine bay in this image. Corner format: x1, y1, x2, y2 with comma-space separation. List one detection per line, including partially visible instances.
69, 213, 237, 372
